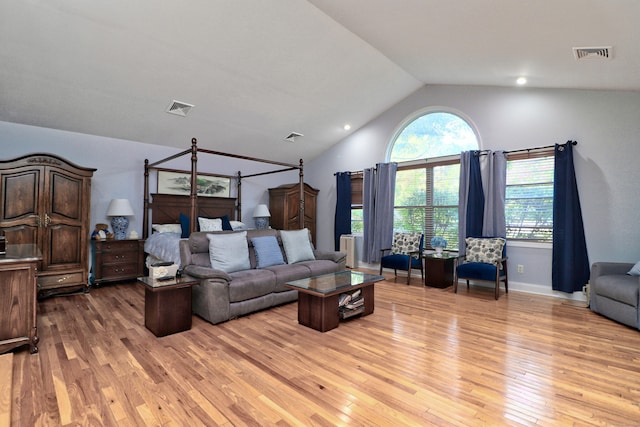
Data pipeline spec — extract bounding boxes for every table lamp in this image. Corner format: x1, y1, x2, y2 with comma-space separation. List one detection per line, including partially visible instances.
106, 198, 134, 239
253, 204, 271, 229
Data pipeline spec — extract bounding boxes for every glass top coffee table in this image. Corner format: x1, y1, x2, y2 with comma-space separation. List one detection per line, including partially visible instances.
286, 270, 384, 332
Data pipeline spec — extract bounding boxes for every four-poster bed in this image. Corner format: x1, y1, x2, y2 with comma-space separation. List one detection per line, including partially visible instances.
142, 138, 306, 262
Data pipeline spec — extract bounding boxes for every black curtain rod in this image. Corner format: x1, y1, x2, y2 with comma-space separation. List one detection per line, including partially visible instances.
503, 140, 577, 155
475, 140, 577, 156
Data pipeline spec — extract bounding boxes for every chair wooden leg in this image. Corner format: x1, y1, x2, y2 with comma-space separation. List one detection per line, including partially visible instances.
379, 264, 383, 275
407, 259, 412, 285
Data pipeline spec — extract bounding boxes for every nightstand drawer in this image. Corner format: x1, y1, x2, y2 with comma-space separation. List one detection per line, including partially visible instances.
101, 252, 138, 264
99, 240, 140, 252
100, 262, 140, 280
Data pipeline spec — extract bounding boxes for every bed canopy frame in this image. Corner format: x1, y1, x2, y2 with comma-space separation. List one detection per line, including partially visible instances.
143, 137, 305, 239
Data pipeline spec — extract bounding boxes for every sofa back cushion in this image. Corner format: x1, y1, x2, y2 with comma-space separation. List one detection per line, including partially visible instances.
251, 236, 285, 268
281, 228, 316, 264
206, 231, 251, 273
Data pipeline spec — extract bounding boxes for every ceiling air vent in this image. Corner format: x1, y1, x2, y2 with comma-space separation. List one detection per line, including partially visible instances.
166, 100, 194, 117
573, 46, 613, 60
284, 132, 304, 142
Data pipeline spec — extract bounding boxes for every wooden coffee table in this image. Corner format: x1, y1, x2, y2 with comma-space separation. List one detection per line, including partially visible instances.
285, 270, 384, 332
137, 275, 199, 337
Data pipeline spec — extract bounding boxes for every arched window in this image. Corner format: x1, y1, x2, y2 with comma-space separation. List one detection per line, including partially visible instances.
389, 111, 478, 161
389, 110, 479, 251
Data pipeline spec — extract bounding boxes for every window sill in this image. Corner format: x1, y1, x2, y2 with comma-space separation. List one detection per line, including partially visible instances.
507, 240, 552, 249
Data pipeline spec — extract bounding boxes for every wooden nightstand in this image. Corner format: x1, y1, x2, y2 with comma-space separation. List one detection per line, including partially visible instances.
91, 239, 145, 285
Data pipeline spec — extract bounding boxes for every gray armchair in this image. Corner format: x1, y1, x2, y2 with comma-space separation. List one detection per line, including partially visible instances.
589, 262, 640, 329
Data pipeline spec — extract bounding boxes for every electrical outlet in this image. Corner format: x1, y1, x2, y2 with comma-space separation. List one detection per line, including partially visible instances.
517, 264, 524, 273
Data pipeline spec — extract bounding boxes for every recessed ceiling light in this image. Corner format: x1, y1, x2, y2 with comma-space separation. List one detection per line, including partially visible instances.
516, 77, 527, 85
343, 124, 351, 131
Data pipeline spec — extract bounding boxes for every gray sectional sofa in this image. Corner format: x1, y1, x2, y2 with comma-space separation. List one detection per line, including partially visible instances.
589, 262, 640, 329
179, 229, 346, 325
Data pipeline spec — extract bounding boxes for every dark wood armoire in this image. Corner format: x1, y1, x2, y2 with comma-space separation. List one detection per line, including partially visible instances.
0, 153, 95, 298
268, 183, 318, 245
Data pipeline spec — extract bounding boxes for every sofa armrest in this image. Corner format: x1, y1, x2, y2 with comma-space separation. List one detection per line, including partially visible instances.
591, 262, 634, 280
183, 265, 232, 282
313, 250, 346, 264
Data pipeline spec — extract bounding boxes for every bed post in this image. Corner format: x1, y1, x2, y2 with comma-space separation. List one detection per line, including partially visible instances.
299, 159, 305, 230
143, 158, 149, 239
236, 171, 242, 221
190, 138, 198, 233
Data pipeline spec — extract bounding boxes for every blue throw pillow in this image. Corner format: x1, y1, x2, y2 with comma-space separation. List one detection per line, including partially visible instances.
179, 213, 190, 238
251, 236, 285, 268
219, 214, 233, 231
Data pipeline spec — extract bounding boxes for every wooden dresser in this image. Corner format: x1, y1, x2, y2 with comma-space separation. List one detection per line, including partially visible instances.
269, 183, 318, 245
91, 239, 145, 285
0, 153, 95, 298
0, 244, 42, 354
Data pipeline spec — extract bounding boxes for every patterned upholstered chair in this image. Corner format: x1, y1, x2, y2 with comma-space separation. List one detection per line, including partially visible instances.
379, 232, 424, 284
455, 237, 508, 299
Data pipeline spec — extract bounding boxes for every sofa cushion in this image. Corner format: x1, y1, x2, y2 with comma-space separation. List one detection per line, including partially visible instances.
264, 263, 314, 292
252, 236, 285, 268
281, 229, 315, 264
227, 269, 276, 302
594, 274, 639, 306
298, 260, 343, 277
207, 232, 251, 273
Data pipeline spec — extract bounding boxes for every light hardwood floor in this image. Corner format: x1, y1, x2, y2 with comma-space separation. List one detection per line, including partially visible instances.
9, 274, 640, 426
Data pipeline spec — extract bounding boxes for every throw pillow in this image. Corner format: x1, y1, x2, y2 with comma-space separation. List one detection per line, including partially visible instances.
251, 236, 285, 268
198, 217, 222, 232
465, 237, 506, 264
391, 232, 422, 255
206, 232, 250, 273
280, 229, 315, 264
179, 213, 190, 238
627, 261, 640, 276
151, 223, 182, 234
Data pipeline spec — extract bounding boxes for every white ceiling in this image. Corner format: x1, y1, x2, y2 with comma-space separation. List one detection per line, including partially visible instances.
1, 1, 638, 163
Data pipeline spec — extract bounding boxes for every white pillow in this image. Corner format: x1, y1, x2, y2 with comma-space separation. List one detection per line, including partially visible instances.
230, 220, 248, 230
206, 232, 250, 273
628, 261, 640, 276
280, 229, 315, 264
152, 223, 182, 234
198, 217, 222, 232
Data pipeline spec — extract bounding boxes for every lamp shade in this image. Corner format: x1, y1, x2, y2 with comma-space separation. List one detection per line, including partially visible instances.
253, 204, 271, 218
106, 199, 134, 217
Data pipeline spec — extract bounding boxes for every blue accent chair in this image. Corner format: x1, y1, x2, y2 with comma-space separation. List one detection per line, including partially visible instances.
379, 233, 424, 284
455, 237, 508, 300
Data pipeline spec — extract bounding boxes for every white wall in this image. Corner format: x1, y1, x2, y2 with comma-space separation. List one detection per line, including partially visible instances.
306, 84, 640, 297
0, 121, 299, 235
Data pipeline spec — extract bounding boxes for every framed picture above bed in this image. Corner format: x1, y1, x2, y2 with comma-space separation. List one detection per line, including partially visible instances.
157, 171, 231, 198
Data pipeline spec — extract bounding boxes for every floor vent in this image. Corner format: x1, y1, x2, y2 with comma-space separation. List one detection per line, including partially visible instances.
166, 100, 194, 117
573, 46, 612, 60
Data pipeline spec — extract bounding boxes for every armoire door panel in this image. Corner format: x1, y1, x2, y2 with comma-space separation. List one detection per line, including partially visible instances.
49, 172, 82, 221
1, 170, 41, 221
44, 225, 82, 267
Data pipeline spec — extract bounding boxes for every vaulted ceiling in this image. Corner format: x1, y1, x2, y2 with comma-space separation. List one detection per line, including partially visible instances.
1, 1, 638, 163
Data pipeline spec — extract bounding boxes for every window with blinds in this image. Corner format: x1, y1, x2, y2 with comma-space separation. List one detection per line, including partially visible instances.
394, 163, 460, 250
505, 154, 554, 241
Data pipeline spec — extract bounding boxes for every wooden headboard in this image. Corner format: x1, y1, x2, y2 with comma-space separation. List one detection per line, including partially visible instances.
149, 193, 237, 225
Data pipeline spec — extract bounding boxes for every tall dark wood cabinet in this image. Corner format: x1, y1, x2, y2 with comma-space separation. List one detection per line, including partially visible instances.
269, 183, 318, 244
0, 153, 95, 298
